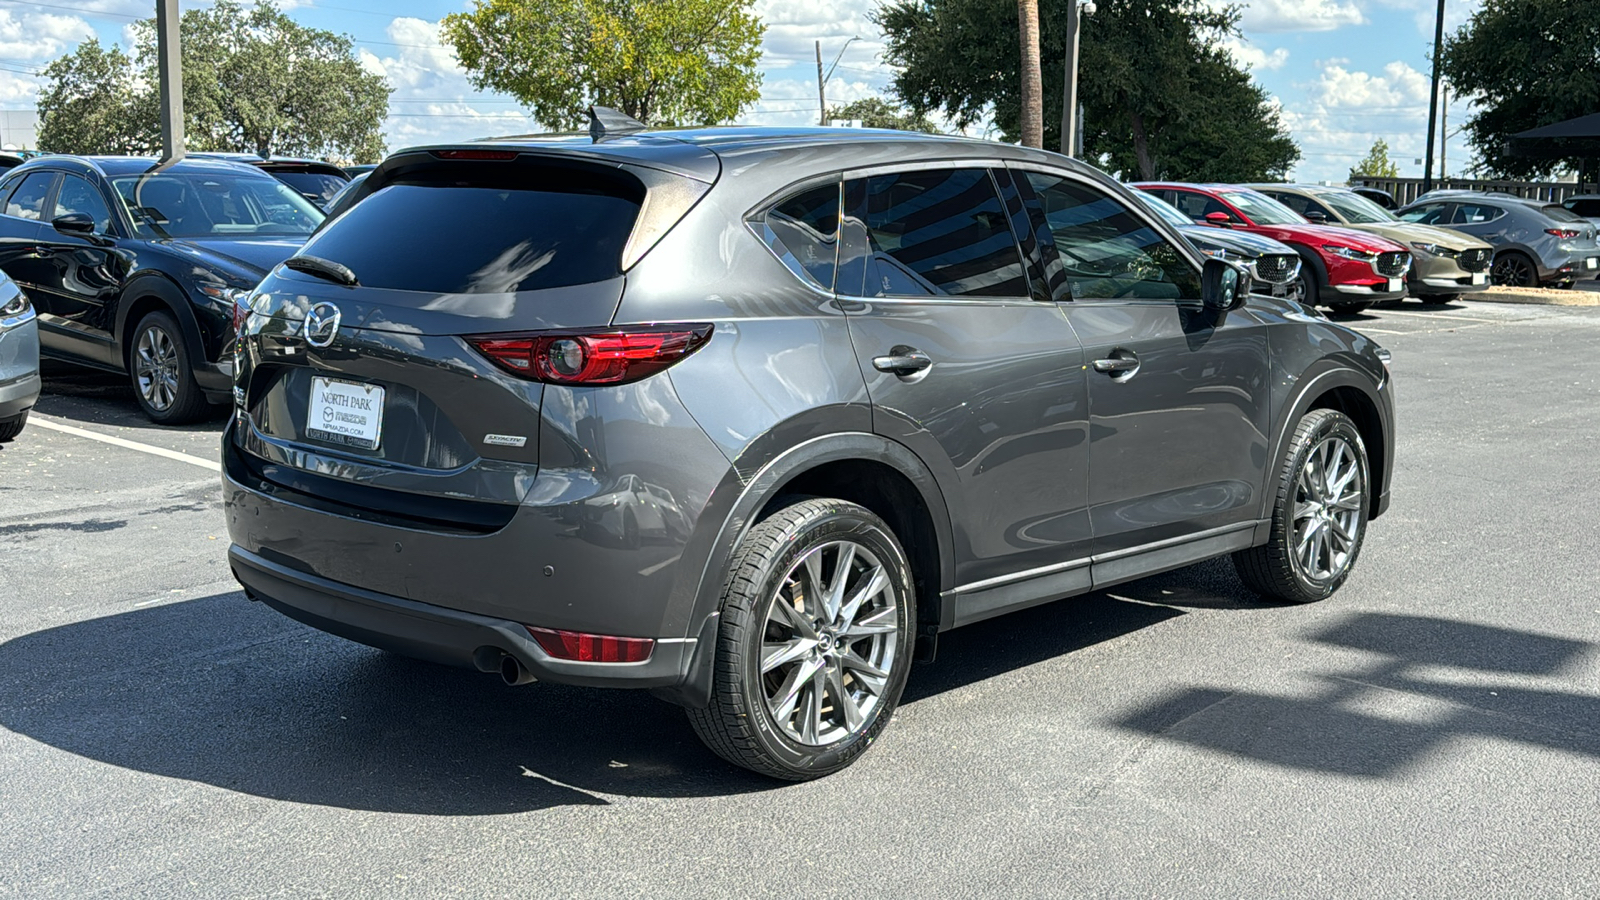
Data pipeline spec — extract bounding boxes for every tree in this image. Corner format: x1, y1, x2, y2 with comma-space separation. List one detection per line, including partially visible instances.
36, 1, 388, 161
442, 0, 764, 131
826, 97, 939, 132
1349, 138, 1400, 180
35, 41, 158, 156
1015, 0, 1043, 148
875, 0, 1299, 181
1440, 0, 1600, 179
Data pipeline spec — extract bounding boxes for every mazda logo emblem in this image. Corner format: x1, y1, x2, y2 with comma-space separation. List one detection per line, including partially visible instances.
302, 302, 341, 348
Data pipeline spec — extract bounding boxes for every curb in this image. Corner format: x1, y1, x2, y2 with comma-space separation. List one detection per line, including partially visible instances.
1469, 285, 1600, 307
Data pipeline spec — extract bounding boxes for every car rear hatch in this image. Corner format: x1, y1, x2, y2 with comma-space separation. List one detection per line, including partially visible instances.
231, 147, 715, 531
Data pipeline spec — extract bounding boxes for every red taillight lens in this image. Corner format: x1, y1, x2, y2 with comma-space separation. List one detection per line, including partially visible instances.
468, 325, 713, 385
1546, 228, 1579, 239
231, 298, 250, 337
526, 626, 654, 663
430, 149, 519, 160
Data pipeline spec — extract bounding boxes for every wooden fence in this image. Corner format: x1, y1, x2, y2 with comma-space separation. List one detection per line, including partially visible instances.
1348, 176, 1596, 206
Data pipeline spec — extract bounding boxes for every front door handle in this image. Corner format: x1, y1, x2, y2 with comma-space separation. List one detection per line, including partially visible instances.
1092, 355, 1140, 374
873, 347, 932, 376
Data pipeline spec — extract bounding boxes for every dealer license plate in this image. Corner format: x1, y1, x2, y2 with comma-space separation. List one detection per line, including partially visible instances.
306, 377, 384, 450
1471, 272, 1487, 285
1585, 257, 1598, 270
1387, 278, 1402, 292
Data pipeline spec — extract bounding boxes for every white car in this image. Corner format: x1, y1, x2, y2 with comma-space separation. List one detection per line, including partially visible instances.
0, 271, 38, 441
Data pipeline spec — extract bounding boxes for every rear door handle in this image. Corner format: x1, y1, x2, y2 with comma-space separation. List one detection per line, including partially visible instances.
1092, 355, 1140, 374
873, 347, 933, 376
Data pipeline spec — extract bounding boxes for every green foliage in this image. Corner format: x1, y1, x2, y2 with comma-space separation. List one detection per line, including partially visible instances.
442, 0, 765, 130
1349, 138, 1400, 180
874, 0, 1300, 181
36, 1, 388, 162
827, 97, 939, 132
1440, 0, 1600, 179
36, 41, 158, 156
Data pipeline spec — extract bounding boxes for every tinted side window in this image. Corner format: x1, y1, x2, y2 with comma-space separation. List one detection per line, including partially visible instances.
53, 175, 114, 234
1568, 199, 1600, 217
759, 182, 839, 291
1272, 192, 1333, 220
1399, 204, 1449, 225
4, 172, 55, 221
1169, 190, 1230, 221
1024, 172, 1200, 302
298, 164, 643, 294
846, 168, 1026, 298
1453, 203, 1504, 224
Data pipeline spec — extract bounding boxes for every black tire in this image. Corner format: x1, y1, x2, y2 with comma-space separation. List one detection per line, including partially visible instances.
1491, 251, 1536, 287
1327, 300, 1374, 315
686, 497, 917, 781
622, 510, 641, 549
1420, 293, 1460, 305
1295, 269, 1320, 309
1233, 409, 1371, 604
0, 410, 26, 442
128, 311, 210, 425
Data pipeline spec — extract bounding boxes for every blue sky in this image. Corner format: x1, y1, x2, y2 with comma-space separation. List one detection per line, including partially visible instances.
0, 0, 1487, 183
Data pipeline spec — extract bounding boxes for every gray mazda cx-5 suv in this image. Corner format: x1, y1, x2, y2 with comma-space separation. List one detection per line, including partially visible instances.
224, 120, 1395, 780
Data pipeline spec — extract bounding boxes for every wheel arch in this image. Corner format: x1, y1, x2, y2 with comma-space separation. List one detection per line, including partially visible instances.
653, 431, 955, 710
1268, 365, 1391, 521
114, 274, 207, 373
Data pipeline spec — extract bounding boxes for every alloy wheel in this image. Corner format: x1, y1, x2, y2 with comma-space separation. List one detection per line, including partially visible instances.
759, 540, 899, 746
1492, 254, 1534, 287
1291, 435, 1365, 583
134, 325, 180, 412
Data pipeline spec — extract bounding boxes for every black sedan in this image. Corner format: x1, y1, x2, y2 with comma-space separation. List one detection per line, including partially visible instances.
0, 155, 323, 423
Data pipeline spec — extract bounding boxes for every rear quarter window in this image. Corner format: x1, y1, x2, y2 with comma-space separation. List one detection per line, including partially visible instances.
298, 163, 644, 294
755, 182, 840, 291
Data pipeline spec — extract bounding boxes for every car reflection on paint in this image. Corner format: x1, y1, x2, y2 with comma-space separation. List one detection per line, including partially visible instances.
577, 473, 690, 548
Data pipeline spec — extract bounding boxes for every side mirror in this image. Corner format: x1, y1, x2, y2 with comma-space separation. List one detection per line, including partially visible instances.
1203, 211, 1233, 228
51, 212, 96, 236
1202, 257, 1250, 311
1305, 210, 1328, 224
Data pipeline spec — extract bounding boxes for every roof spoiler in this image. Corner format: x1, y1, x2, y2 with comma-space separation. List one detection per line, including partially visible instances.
589, 105, 646, 143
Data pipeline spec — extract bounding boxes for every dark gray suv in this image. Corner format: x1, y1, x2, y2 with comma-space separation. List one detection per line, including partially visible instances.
224, 125, 1395, 780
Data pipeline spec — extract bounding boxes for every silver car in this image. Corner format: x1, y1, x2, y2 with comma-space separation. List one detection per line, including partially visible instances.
0, 271, 38, 441
1397, 191, 1600, 287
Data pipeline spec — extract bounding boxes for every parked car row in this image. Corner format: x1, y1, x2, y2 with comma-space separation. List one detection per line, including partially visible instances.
1396, 191, 1600, 288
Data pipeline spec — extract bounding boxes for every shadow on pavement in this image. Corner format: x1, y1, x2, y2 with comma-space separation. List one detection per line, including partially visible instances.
1111, 612, 1600, 778
34, 361, 230, 431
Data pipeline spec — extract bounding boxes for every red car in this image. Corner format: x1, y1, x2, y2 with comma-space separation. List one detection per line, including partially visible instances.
1135, 182, 1413, 313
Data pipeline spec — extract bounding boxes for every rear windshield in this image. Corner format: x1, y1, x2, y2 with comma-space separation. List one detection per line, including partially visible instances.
298, 165, 643, 294
1541, 204, 1586, 223
271, 171, 348, 208
111, 172, 324, 238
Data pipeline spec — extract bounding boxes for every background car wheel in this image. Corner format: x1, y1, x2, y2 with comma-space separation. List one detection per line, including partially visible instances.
1233, 408, 1370, 604
622, 510, 641, 549
1295, 270, 1320, 308
1327, 301, 1374, 315
1491, 251, 1536, 287
130, 311, 211, 425
686, 497, 916, 781
0, 410, 26, 442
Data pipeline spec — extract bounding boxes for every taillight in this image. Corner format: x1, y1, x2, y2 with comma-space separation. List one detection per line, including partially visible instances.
1546, 228, 1579, 239
527, 626, 654, 663
467, 325, 712, 385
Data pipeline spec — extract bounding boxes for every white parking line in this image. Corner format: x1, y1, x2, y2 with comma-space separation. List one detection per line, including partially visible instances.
31, 416, 221, 472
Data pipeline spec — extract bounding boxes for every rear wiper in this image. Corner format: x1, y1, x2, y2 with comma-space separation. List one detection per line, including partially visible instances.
283, 255, 359, 286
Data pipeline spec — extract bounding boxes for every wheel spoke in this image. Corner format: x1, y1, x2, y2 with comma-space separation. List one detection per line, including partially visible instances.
824, 542, 856, 621
826, 660, 863, 732
768, 656, 823, 725
801, 550, 828, 619
770, 593, 817, 639
839, 649, 888, 692
801, 665, 828, 743
761, 637, 815, 674
1292, 498, 1317, 521
836, 565, 887, 630
1330, 491, 1364, 512
842, 605, 897, 640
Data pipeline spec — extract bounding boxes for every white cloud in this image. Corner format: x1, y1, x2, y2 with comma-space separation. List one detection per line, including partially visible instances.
1221, 38, 1289, 72
1279, 60, 1438, 183
0, 10, 96, 60
358, 18, 534, 150
1232, 0, 1366, 33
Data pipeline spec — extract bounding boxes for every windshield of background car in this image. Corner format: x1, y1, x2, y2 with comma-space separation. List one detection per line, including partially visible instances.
295, 164, 644, 293
1132, 191, 1196, 229
270, 171, 348, 208
111, 172, 323, 239
1317, 191, 1397, 224
1219, 190, 1306, 226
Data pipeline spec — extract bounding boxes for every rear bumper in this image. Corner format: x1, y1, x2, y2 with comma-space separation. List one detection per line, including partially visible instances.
230, 544, 695, 689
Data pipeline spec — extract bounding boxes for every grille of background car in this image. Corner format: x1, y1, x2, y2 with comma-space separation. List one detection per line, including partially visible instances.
1459, 248, 1492, 272
1376, 252, 1410, 277
1254, 255, 1295, 283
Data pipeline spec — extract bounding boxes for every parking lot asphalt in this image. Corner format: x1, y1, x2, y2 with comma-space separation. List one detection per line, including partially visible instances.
2, 299, 1598, 898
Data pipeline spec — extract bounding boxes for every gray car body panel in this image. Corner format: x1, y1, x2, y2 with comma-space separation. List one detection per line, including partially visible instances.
1397, 193, 1600, 283
224, 128, 1394, 703
0, 273, 40, 421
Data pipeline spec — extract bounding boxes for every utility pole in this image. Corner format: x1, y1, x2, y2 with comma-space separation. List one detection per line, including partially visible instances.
1422, 0, 1446, 194
156, 0, 184, 164
816, 41, 827, 127
1060, 0, 1081, 156
1440, 83, 1448, 182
